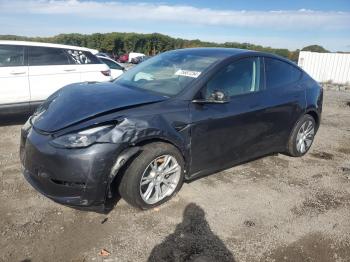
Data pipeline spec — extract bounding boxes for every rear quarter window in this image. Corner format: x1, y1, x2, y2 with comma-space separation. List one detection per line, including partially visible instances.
264, 57, 302, 89
66, 50, 101, 65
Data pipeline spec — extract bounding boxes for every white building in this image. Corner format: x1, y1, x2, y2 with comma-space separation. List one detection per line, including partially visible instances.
298, 51, 350, 85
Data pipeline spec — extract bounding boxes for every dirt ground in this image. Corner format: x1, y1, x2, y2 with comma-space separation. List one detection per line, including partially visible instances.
0, 90, 350, 262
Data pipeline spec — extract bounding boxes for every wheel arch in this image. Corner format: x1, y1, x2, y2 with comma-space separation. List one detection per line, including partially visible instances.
305, 109, 320, 130
284, 110, 318, 155
107, 137, 188, 199
134, 137, 188, 164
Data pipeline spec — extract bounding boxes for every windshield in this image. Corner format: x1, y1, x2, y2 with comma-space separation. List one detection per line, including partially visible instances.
114, 51, 221, 96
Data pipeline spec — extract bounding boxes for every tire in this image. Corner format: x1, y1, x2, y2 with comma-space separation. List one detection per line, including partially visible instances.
118, 142, 185, 210
287, 114, 316, 157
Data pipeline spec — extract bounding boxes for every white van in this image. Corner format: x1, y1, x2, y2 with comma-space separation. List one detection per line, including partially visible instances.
0, 41, 112, 116
128, 52, 145, 63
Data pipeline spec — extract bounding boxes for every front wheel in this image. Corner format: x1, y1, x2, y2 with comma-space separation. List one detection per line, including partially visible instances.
287, 114, 316, 157
118, 142, 184, 209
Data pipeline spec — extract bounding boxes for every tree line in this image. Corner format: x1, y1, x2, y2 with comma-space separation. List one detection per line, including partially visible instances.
0, 32, 330, 62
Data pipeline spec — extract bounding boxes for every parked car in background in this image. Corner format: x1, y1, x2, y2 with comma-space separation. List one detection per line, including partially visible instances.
128, 52, 145, 63
0, 41, 112, 116
95, 52, 110, 58
20, 48, 323, 211
97, 55, 125, 79
117, 53, 129, 63
131, 55, 149, 64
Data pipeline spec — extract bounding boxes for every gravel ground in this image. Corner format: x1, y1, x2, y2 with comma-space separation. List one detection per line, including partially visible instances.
0, 90, 350, 262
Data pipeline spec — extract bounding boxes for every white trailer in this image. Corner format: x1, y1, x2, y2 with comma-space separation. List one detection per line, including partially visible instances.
298, 51, 350, 85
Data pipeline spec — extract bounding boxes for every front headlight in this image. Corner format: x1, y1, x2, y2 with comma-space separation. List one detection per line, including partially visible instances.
50, 125, 113, 149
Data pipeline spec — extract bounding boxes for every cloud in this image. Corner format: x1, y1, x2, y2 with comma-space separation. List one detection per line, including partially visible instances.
0, 0, 349, 30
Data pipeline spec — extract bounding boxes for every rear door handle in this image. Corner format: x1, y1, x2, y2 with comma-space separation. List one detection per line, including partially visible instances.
249, 104, 261, 109
10, 71, 26, 75
63, 69, 77, 72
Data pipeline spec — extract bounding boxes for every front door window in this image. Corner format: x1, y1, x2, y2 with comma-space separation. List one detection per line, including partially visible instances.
203, 57, 262, 99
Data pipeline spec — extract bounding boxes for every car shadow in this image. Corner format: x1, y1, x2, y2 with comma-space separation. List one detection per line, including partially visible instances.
148, 203, 236, 262
0, 114, 30, 126
103, 153, 141, 214
71, 182, 122, 214
186, 152, 278, 183
103, 188, 122, 213
82, 153, 279, 214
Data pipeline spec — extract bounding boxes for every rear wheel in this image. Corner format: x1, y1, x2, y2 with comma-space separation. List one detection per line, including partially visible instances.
287, 114, 316, 157
118, 142, 184, 209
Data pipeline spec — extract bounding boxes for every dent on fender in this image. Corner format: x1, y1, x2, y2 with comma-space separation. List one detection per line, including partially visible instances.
96, 115, 191, 195
96, 116, 186, 146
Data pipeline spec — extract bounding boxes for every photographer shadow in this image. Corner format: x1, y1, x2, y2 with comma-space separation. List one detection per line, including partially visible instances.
148, 203, 236, 262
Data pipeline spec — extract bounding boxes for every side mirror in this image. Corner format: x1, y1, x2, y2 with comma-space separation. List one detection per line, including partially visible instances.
192, 90, 230, 104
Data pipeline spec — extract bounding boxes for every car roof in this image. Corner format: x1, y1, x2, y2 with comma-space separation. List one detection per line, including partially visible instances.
168, 47, 290, 62
168, 47, 255, 57
0, 40, 98, 54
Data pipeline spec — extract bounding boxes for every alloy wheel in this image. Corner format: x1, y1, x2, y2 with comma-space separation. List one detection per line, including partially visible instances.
139, 155, 181, 205
296, 120, 315, 153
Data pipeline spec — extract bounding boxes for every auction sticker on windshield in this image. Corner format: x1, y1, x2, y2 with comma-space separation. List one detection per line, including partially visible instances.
175, 69, 201, 78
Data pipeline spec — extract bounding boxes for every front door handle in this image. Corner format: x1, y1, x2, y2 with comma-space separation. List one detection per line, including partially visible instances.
63, 69, 77, 72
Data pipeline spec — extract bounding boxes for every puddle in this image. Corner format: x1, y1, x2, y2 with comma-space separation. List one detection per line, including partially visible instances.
341, 167, 350, 179
243, 220, 255, 227
263, 232, 350, 262
312, 173, 323, 179
342, 167, 350, 174
291, 192, 350, 216
310, 151, 334, 160
338, 147, 350, 155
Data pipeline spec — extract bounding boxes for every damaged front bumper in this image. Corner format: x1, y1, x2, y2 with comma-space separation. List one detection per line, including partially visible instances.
20, 126, 127, 210
20, 111, 187, 211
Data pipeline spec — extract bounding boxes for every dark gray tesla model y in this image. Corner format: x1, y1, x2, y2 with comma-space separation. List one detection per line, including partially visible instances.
20, 48, 323, 211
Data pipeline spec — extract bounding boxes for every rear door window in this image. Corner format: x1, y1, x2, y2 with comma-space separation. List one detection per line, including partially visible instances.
28, 46, 72, 66
264, 57, 302, 89
0, 45, 25, 67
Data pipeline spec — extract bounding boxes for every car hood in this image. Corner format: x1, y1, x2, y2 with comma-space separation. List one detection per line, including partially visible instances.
31, 82, 167, 133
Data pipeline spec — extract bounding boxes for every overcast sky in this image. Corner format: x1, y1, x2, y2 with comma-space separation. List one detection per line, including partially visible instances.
0, 0, 349, 51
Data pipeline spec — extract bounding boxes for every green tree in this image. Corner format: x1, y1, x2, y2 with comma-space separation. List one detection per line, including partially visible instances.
2, 32, 332, 60
301, 45, 329, 53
